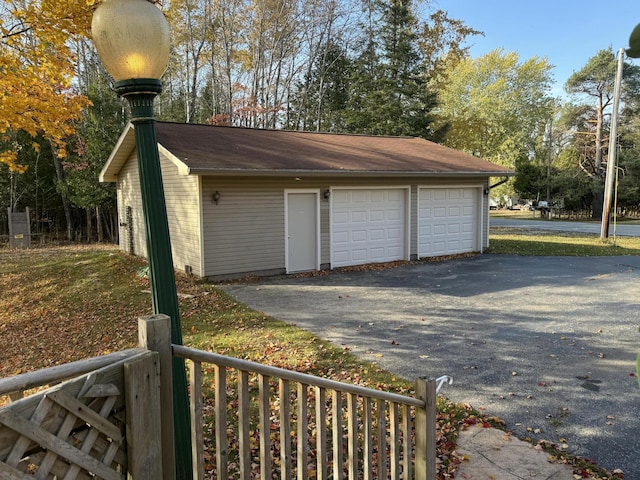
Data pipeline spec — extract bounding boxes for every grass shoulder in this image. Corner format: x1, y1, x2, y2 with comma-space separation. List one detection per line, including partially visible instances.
488, 227, 640, 256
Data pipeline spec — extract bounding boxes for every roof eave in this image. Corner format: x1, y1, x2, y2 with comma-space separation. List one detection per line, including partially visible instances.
185, 168, 515, 177
99, 123, 136, 183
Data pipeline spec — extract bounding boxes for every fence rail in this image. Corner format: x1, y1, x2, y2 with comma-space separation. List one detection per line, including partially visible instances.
0, 349, 143, 402
173, 344, 440, 480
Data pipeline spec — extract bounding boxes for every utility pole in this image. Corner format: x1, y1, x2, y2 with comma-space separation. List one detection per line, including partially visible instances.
600, 48, 624, 239
546, 119, 552, 206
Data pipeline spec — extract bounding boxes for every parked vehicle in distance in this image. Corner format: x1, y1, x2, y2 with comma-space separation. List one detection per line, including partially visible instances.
508, 200, 531, 211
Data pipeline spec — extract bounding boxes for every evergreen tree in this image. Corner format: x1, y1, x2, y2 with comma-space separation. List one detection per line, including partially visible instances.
65, 71, 125, 242
342, 0, 439, 139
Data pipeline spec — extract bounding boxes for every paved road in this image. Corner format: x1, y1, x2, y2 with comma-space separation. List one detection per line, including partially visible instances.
221, 255, 640, 477
492, 217, 640, 237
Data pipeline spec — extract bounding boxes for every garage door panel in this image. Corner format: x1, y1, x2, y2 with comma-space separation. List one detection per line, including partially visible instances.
433, 190, 446, 201
332, 188, 406, 267
419, 187, 479, 257
352, 191, 368, 202
352, 229, 367, 242
419, 225, 432, 235
352, 249, 367, 261
370, 191, 385, 202
370, 210, 385, 222
433, 224, 446, 235
388, 209, 402, 221
334, 231, 349, 244
334, 251, 349, 263
334, 212, 349, 224
352, 211, 367, 223
463, 189, 475, 200
370, 228, 385, 241
449, 190, 461, 200
388, 227, 402, 240
434, 207, 447, 217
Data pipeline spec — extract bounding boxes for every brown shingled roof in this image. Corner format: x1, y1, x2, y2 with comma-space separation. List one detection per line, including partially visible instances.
153, 122, 512, 177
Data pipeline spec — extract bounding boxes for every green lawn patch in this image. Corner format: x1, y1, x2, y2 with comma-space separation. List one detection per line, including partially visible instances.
488, 228, 640, 256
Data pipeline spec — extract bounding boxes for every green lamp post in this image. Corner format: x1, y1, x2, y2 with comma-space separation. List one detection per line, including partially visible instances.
91, 0, 192, 477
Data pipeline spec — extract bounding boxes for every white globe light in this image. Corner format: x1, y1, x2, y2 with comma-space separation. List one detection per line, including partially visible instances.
92, 0, 170, 81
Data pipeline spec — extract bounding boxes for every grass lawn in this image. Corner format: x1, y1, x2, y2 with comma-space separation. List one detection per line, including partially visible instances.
488, 227, 640, 256
0, 243, 618, 479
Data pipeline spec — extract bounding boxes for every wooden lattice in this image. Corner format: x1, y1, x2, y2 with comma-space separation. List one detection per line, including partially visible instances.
0, 365, 128, 479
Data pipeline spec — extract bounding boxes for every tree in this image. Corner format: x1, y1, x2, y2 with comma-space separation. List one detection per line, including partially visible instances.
342, 0, 440, 139
565, 49, 618, 177
0, 0, 93, 172
65, 66, 124, 242
289, 40, 350, 131
0, 133, 63, 236
563, 49, 640, 218
418, 9, 482, 93
436, 49, 554, 168
167, 0, 212, 123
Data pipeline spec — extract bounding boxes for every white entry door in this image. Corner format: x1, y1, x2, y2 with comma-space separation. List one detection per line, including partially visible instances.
286, 191, 319, 273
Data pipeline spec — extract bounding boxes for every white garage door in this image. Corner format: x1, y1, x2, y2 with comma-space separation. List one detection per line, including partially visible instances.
332, 189, 406, 267
418, 187, 479, 257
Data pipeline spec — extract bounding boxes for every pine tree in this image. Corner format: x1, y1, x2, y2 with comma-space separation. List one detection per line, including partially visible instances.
343, 0, 439, 139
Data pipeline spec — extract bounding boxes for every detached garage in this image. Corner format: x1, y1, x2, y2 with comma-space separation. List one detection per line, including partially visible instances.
100, 122, 512, 279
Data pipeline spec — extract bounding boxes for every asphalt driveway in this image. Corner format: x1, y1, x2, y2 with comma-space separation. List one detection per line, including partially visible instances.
221, 255, 640, 477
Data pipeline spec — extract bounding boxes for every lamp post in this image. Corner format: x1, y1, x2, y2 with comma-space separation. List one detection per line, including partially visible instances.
91, 1, 192, 478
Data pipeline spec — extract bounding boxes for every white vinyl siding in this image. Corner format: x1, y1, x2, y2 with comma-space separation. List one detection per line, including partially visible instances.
201, 180, 286, 277
115, 151, 202, 276
116, 154, 147, 259
418, 187, 480, 257
160, 153, 202, 276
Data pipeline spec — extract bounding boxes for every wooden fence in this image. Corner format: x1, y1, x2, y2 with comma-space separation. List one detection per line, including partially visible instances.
173, 345, 439, 480
0, 348, 162, 478
0, 315, 446, 479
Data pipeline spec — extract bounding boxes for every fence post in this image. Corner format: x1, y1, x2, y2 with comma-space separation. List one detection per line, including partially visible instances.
414, 377, 436, 480
125, 351, 163, 479
139, 314, 176, 480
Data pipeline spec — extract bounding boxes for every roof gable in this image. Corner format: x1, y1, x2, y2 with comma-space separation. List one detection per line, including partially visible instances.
101, 122, 513, 181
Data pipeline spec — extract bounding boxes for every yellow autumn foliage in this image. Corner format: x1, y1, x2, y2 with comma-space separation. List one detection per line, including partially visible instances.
0, 0, 99, 171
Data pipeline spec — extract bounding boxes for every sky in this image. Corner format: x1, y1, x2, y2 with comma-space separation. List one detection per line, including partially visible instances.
433, 0, 639, 96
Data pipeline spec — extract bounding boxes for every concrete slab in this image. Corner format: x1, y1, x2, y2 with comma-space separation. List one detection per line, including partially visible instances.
455, 425, 575, 479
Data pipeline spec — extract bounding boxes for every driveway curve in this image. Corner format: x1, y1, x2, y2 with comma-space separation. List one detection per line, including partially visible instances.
220, 255, 640, 477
